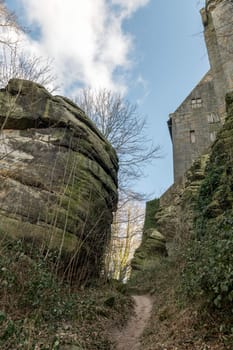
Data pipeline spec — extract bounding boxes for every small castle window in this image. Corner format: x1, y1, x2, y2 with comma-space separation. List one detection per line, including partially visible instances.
190, 130, 196, 143
210, 131, 216, 142
207, 113, 220, 123
215, 114, 220, 122
191, 98, 203, 109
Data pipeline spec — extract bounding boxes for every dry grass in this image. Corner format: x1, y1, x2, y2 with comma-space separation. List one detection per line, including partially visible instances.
0, 238, 133, 350
137, 257, 233, 350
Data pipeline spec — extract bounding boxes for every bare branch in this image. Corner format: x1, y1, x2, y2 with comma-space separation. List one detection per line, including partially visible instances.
0, 44, 58, 92
106, 200, 144, 281
0, 5, 58, 92
75, 88, 161, 194
0, 1, 21, 47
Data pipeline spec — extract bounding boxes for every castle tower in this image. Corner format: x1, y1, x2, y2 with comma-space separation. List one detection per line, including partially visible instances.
168, 0, 233, 182
201, 0, 233, 116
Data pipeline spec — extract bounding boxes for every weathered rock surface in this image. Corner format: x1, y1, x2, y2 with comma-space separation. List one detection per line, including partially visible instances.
155, 153, 209, 253
0, 79, 118, 283
185, 91, 233, 307
132, 143, 208, 272
133, 92, 233, 277
131, 229, 167, 271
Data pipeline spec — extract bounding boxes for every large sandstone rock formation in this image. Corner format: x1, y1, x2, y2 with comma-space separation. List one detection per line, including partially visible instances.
0, 79, 118, 283
131, 139, 209, 272
132, 92, 233, 308
156, 153, 208, 253
131, 228, 167, 271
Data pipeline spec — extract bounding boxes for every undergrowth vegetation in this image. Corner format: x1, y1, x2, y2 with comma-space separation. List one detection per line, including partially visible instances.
182, 97, 233, 322
182, 215, 233, 310
129, 94, 233, 346
0, 237, 132, 350
129, 239, 233, 349
143, 199, 160, 233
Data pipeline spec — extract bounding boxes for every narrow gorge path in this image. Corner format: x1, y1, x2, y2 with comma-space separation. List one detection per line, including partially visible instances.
113, 295, 153, 350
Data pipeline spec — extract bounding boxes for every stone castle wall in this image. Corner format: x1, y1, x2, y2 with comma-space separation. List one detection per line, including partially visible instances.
202, 0, 233, 115
169, 72, 221, 181
169, 0, 233, 182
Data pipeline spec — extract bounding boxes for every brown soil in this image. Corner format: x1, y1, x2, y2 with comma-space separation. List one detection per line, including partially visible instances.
112, 295, 153, 350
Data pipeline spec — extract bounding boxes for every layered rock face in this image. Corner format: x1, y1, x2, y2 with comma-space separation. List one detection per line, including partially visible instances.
196, 91, 233, 224
133, 91, 233, 298
132, 145, 208, 272
131, 228, 167, 271
156, 154, 208, 253
131, 199, 167, 271
0, 79, 118, 283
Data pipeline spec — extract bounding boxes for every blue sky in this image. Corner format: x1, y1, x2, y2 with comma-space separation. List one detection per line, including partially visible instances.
5, 0, 209, 198
125, 0, 209, 197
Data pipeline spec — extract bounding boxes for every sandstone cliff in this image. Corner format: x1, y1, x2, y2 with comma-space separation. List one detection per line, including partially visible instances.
129, 92, 233, 349
0, 79, 118, 283
131, 155, 207, 272
132, 91, 233, 311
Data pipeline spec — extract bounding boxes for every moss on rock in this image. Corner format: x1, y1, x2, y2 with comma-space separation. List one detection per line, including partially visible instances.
0, 79, 118, 284
131, 229, 167, 271
181, 91, 233, 310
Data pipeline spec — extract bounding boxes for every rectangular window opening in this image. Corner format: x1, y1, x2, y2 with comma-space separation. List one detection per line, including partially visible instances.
190, 130, 196, 143
191, 98, 203, 109
210, 131, 216, 142
207, 113, 220, 123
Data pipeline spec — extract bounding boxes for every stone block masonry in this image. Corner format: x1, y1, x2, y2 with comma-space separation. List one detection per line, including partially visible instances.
169, 0, 233, 182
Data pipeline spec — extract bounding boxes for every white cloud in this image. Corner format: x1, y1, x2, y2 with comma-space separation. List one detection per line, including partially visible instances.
135, 75, 150, 105
16, 0, 150, 96
112, 0, 150, 17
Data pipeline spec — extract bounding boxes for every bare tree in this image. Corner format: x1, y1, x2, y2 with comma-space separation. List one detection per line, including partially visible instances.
0, 44, 57, 90
106, 201, 143, 281
76, 88, 160, 198
76, 89, 159, 279
0, 0, 20, 47
0, 2, 57, 91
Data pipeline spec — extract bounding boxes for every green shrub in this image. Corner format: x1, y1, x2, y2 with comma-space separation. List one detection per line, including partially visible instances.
143, 198, 160, 233
181, 218, 233, 344
0, 237, 132, 349
182, 219, 233, 310
181, 102, 233, 315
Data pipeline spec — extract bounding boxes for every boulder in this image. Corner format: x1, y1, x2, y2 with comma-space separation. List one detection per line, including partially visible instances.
0, 79, 118, 283
131, 229, 167, 271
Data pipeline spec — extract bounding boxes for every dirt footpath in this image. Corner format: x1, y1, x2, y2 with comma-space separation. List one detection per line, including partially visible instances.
113, 295, 153, 350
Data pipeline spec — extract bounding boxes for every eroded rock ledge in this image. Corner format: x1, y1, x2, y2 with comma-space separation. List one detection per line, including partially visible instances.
0, 79, 118, 283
